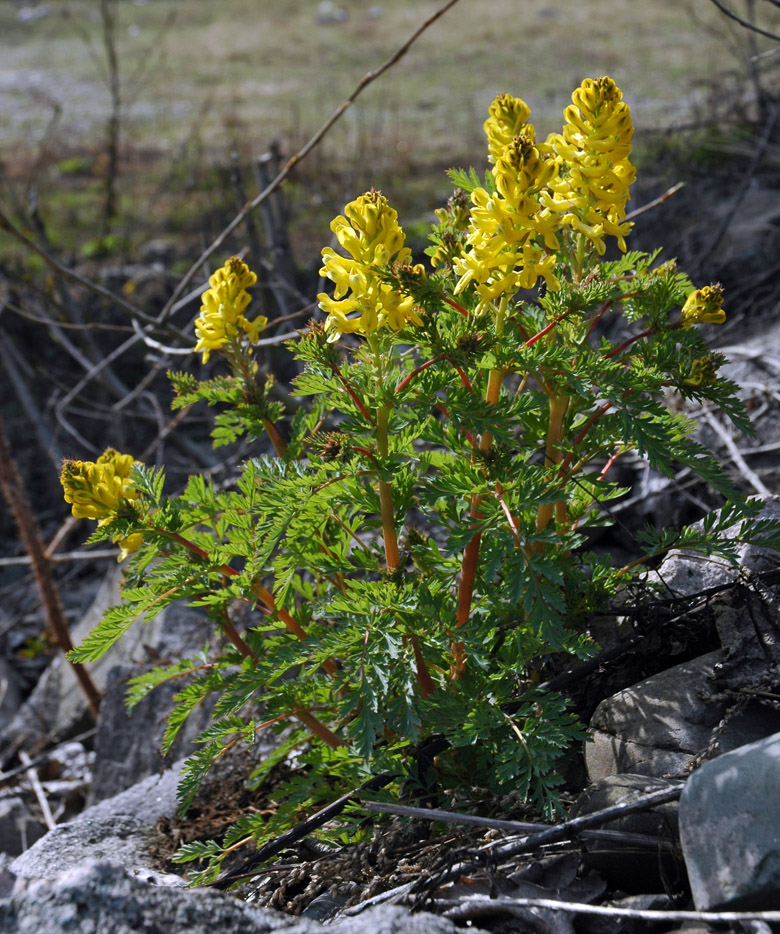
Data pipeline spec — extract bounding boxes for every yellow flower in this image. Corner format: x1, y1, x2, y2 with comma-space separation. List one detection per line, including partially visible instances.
680, 285, 726, 328
318, 191, 422, 340
61, 449, 143, 560
116, 532, 144, 562
684, 354, 721, 386
484, 93, 532, 164
542, 77, 635, 254
194, 257, 267, 363
454, 126, 561, 314
61, 448, 138, 521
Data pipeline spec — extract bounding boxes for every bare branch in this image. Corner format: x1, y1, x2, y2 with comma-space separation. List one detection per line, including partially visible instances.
0, 206, 160, 328
707, 0, 780, 41
442, 896, 780, 925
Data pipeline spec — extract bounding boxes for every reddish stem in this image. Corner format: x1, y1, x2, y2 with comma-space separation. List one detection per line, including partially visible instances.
453, 365, 473, 392
598, 448, 624, 482
557, 401, 614, 478
410, 633, 436, 698
395, 358, 438, 395
351, 446, 379, 463
586, 300, 613, 339
164, 528, 337, 675
525, 305, 577, 348
262, 419, 288, 457
455, 368, 505, 632
331, 365, 372, 421
294, 707, 347, 748
445, 297, 469, 317
606, 327, 653, 359
493, 483, 523, 551
221, 615, 255, 660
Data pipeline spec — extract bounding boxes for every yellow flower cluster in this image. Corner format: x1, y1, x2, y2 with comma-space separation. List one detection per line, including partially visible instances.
61, 448, 143, 560
680, 285, 726, 328
194, 257, 267, 363
543, 77, 635, 254
318, 191, 422, 340
685, 354, 721, 386
484, 93, 532, 164
454, 102, 561, 314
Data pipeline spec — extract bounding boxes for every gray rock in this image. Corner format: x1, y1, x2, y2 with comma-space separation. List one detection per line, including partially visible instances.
0, 657, 24, 734
647, 495, 780, 599
586, 650, 780, 781
680, 730, 780, 910
2, 574, 212, 761
88, 659, 215, 805
10, 763, 183, 881
569, 774, 681, 837
2, 565, 166, 756
0, 860, 485, 934
9, 817, 168, 883
710, 582, 780, 691
586, 652, 726, 781
0, 853, 15, 897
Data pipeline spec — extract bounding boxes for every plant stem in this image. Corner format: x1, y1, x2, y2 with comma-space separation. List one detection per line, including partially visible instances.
160, 527, 337, 675
294, 707, 347, 748
394, 358, 438, 395
331, 363, 372, 421
220, 611, 255, 661
455, 299, 507, 636
535, 393, 570, 536
376, 403, 400, 571
262, 418, 288, 457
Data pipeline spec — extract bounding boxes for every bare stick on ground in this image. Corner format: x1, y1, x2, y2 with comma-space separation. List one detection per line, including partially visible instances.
0, 414, 101, 719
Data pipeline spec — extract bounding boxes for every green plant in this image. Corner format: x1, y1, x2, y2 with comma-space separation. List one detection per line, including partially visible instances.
62, 76, 780, 883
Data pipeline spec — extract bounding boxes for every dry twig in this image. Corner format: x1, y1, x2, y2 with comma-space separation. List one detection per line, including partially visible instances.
0, 414, 101, 719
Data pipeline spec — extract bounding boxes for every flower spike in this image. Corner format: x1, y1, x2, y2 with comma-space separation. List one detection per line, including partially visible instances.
194, 256, 267, 363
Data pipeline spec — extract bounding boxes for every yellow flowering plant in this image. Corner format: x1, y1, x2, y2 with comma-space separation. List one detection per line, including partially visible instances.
63, 77, 780, 885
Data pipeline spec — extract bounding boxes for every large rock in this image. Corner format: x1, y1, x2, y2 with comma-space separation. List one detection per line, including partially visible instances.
88, 659, 215, 805
645, 495, 780, 599
10, 765, 183, 881
680, 730, 780, 910
1, 565, 164, 757
0, 860, 487, 934
586, 651, 780, 781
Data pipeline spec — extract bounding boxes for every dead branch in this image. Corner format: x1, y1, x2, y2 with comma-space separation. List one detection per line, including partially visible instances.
0, 414, 101, 719
700, 406, 772, 495
707, 0, 780, 42
442, 895, 780, 925
0, 206, 160, 328
18, 750, 56, 831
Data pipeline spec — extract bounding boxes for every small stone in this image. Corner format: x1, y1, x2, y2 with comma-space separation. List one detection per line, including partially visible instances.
680, 730, 780, 910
